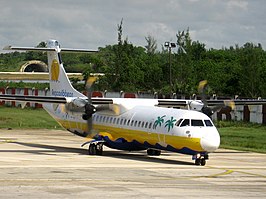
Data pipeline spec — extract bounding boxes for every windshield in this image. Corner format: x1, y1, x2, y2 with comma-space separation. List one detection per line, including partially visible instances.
191, 119, 204, 127
204, 119, 213, 127
180, 119, 190, 127
178, 119, 214, 127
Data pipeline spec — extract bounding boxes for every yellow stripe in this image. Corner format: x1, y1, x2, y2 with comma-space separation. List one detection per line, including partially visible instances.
57, 119, 203, 151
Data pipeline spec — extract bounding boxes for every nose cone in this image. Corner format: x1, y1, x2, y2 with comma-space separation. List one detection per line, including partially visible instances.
200, 129, 220, 152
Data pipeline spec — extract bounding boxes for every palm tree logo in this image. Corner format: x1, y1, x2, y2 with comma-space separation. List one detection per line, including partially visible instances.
153, 115, 166, 129
164, 117, 177, 132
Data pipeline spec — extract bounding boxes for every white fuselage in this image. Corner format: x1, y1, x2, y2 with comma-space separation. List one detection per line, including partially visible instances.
43, 98, 220, 155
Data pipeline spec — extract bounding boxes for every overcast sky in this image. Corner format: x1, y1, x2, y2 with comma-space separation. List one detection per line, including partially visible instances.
1, 0, 265, 52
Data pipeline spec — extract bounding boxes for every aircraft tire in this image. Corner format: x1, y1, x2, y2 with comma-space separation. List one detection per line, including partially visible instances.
200, 159, 206, 166
88, 144, 97, 155
147, 149, 161, 156
96, 144, 103, 155
195, 159, 201, 166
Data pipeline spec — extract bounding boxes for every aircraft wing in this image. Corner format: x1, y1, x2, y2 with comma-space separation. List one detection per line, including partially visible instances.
207, 99, 266, 106
157, 99, 188, 107
0, 94, 113, 105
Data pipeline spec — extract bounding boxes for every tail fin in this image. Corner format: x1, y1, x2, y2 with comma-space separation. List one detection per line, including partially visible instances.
46, 40, 84, 97
4, 39, 97, 98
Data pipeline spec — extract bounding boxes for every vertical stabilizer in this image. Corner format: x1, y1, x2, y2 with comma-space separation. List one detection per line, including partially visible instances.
46, 40, 85, 98
3, 39, 97, 98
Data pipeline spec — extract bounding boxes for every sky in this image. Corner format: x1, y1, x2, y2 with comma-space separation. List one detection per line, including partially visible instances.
1, 0, 266, 52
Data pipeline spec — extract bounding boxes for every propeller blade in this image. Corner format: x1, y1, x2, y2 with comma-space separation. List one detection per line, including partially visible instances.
83, 76, 98, 137
224, 100, 236, 110
198, 80, 208, 107
198, 80, 208, 93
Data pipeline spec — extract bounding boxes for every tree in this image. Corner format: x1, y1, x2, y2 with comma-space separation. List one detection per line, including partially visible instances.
238, 43, 264, 98
145, 35, 157, 54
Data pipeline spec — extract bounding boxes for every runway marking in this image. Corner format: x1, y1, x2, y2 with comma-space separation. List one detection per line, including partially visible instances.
236, 170, 266, 178
0, 139, 15, 144
206, 166, 266, 178
205, 169, 234, 178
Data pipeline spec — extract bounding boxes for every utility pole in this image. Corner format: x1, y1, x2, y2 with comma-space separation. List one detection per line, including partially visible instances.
164, 42, 176, 90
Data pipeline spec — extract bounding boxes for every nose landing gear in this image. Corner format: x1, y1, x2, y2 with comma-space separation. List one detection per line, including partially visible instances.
193, 153, 208, 166
88, 143, 103, 155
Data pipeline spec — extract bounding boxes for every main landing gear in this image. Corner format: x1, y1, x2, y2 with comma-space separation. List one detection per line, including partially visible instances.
147, 149, 161, 156
193, 153, 208, 166
88, 143, 103, 155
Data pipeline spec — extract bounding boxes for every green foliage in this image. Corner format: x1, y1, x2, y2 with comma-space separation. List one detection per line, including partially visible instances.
1, 30, 266, 97
0, 81, 49, 90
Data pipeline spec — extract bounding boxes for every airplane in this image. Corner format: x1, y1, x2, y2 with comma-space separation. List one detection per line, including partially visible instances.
1, 39, 266, 166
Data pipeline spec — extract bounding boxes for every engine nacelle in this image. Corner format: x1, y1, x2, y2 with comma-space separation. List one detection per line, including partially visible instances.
188, 100, 204, 111
65, 97, 87, 112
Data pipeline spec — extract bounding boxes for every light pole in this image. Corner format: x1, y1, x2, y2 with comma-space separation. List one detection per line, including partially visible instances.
164, 42, 176, 90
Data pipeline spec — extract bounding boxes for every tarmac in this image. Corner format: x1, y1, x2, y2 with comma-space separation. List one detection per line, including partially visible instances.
0, 129, 265, 199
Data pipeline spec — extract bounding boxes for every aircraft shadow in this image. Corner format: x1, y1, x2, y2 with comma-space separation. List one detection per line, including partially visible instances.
102, 151, 194, 165
6, 141, 194, 166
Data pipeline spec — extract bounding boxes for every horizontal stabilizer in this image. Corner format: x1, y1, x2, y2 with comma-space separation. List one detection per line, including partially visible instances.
3, 46, 97, 53
3, 46, 56, 52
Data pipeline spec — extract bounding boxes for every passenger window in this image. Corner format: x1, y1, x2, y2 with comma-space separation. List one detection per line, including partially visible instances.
145, 122, 148, 128
110, 117, 113, 123
191, 119, 204, 127
127, 120, 130, 126
175, 119, 183, 126
138, 121, 141, 127
148, 122, 152, 129
180, 119, 190, 127
117, 118, 120, 124
204, 120, 213, 127
134, 121, 138, 127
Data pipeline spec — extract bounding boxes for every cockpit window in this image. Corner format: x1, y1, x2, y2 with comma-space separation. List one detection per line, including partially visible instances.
204, 119, 213, 127
191, 119, 204, 127
180, 119, 190, 127
175, 119, 183, 126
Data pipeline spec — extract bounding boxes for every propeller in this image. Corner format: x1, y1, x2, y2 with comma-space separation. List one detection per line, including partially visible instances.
82, 76, 98, 137
198, 80, 235, 117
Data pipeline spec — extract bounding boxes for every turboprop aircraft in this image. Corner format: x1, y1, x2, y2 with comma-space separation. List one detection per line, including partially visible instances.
1, 40, 266, 166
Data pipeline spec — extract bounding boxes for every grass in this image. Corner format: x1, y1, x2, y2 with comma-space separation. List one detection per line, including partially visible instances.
218, 126, 266, 153
215, 120, 266, 153
0, 106, 265, 153
0, 106, 62, 129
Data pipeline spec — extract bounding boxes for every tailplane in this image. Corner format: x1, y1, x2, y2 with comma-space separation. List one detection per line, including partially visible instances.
4, 39, 97, 97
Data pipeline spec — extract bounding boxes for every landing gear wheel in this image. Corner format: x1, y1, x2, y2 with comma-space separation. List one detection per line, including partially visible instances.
200, 158, 206, 166
195, 159, 201, 166
88, 143, 103, 155
88, 144, 97, 155
96, 143, 103, 155
147, 149, 161, 156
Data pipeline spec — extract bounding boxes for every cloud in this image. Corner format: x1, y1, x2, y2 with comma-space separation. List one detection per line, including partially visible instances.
0, 0, 265, 53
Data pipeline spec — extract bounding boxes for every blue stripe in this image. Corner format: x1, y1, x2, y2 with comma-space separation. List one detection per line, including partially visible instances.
101, 136, 204, 155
